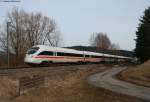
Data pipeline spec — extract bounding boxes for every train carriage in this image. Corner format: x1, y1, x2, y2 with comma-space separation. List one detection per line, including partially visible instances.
24, 45, 132, 66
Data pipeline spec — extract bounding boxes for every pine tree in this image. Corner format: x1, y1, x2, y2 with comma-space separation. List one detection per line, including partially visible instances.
135, 7, 150, 63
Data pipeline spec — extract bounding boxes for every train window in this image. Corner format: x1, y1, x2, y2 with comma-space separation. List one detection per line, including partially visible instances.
94, 56, 101, 58
67, 53, 82, 57
27, 47, 39, 54
57, 52, 83, 57
57, 52, 66, 56
85, 55, 90, 57
38, 51, 53, 56
90, 55, 101, 58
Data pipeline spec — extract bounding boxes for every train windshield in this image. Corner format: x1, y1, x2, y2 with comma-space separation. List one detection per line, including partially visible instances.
27, 47, 39, 54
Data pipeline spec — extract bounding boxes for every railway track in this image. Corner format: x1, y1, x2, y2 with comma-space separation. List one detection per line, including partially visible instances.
0, 63, 92, 76
0, 62, 129, 76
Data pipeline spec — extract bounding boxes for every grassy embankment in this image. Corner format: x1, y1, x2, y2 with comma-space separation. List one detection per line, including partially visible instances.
119, 60, 150, 87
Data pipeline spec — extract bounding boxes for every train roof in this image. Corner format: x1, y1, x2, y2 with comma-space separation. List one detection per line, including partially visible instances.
33, 45, 81, 54
83, 51, 103, 56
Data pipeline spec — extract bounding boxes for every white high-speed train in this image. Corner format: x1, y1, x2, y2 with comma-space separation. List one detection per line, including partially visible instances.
24, 45, 132, 66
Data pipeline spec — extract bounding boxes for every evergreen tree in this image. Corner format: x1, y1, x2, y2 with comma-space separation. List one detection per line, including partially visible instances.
135, 7, 150, 62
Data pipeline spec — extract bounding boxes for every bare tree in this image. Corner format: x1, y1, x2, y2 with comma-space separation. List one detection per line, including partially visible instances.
90, 32, 120, 51
90, 32, 111, 50
0, 8, 61, 66
110, 43, 120, 50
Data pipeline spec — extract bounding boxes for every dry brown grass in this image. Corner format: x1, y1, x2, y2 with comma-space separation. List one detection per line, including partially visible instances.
119, 60, 150, 87
0, 76, 18, 101
0, 64, 143, 102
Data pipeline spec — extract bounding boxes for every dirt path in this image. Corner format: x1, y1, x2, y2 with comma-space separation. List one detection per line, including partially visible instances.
87, 67, 150, 101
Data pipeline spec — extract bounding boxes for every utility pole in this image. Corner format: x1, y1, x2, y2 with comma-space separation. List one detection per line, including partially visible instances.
16, 21, 19, 67
7, 22, 11, 68
1, 0, 21, 68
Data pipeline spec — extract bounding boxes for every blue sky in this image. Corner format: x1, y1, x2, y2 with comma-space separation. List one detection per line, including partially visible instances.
0, 0, 150, 50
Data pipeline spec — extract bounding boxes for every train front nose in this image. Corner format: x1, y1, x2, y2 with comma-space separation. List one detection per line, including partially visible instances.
24, 46, 40, 65
24, 54, 34, 64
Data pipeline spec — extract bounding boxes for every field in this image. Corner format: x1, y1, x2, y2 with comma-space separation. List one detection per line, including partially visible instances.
119, 60, 150, 87
0, 64, 143, 102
